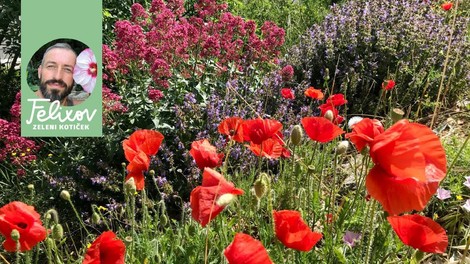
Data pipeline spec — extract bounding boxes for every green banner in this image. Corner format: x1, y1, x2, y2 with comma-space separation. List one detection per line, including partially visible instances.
21, 0, 102, 137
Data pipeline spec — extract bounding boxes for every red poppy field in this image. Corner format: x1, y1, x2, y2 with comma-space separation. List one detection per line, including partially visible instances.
1, 0, 470, 263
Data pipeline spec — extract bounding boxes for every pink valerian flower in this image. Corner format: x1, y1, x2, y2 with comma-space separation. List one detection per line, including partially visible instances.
435, 188, 451, 200
103, 0, 285, 90
73, 48, 97, 93
280, 65, 294, 82
131, 3, 149, 26
0, 119, 39, 166
9, 92, 21, 123
148, 88, 164, 102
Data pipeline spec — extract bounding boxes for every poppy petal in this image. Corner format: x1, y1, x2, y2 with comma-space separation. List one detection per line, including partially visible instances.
366, 165, 440, 215
387, 215, 448, 253
83, 231, 126, 264
224, 233, 273, 264
190, 168, 244, 227
301, 117, 344, 143
273, 210, 322, 251
0, 201, 47, 252
370, 120, 446, 182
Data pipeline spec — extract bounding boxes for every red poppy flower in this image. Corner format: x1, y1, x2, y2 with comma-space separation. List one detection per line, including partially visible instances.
366, 120, 446, 215
304, 87, 324, 100
273, 210, 322, 251
281, 88, 295, 99
82, 231, 126, 264
218, 117, 244, 143
345, 118, 384, 152
190, 168, 244, 227
123, 129, 164, 162
301, 117, 344, 143
189, 139, 224, 170
123, 129, 164, 190
248, 138, 283, 159
387, 215, 448, 253
318, 103, 344, 124
382, 80, 396, 91
224, 233, 273, 264
242, 118, 283, 145
326, 94, 348, 106
0, 201, 47, 252
441, 2, 452, 11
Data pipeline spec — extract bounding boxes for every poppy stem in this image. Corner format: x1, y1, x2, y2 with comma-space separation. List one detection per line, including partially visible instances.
446, 131, 470, 178
364, 200, 377, 264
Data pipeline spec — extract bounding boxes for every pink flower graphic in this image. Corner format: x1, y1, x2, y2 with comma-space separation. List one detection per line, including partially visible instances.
73, 48, 97, 93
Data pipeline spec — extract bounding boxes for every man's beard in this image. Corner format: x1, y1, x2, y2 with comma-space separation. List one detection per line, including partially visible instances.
39, 78, 74, 103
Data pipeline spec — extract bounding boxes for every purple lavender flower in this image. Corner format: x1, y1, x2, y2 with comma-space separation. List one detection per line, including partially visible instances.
343, 231, 361, 247
435, 187, 451, 200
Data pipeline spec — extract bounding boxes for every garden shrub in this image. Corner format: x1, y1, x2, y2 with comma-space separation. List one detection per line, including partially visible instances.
288, 0, 470, 117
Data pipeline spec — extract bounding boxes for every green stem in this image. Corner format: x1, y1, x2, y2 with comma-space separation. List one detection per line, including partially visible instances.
364, 200, 377, 264
67, 200, 90, 236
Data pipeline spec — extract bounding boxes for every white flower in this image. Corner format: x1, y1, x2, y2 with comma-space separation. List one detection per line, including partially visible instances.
435, 187, 451, 200
73, 48, 97, 93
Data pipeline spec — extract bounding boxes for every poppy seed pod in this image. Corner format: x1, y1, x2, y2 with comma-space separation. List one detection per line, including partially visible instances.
10, 229, 20, 241
324, 110, 334, 122
290, 125, 303, 146
52, 224, 64, 241
60, 190, 71, 201
391, 108, 404, 123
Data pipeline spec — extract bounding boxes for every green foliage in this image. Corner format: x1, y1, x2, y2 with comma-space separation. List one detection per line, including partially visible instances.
226, 0, 339, 50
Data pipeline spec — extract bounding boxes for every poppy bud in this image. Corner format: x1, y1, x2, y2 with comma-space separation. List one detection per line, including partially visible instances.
45, 237, 54, 248
60, 190, 71, 201
121, 162, 126, 168
45, 209, 60, 224
124, 177, 137, 195
253, 173, 269, 199
324, 110, 334, 122
27, 184, 35, 191
290, 125, 303, 146
92, 212, 101, 225
52, 224, 64, 240
324, 68, 330, 81
160, 214, 168, 226
10, 229, 20, 241
336, 141, 349, 155
149, 170, 155, 177
391, 108, 404, 123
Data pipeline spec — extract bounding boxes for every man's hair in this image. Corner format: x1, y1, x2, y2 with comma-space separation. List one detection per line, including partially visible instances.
41, 43, 77, 66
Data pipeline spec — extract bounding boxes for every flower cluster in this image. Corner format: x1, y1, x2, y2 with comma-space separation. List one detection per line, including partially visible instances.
103, 0, 285, 90
288, 0, 469, 115
0, 92, 39, 171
